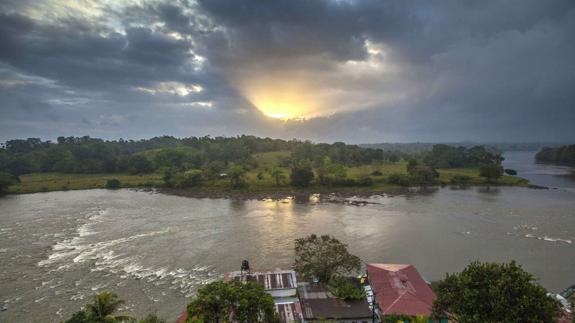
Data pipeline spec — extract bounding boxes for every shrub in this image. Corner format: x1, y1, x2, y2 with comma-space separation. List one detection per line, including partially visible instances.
387, 173, 412, 186
0, 172, 17, 195
176, 169, 203, 188
371, 170, 383, 176
479, 163, 504, 183
450, 175, 472, 185
432, 261, 561, 322
357, 176, 374, 186
106, 179, 121, 189
290, 164, 314, 187
328, 276, 365, 300
187, 281, 279, 323
410, 165, 439, 185
383, 314, 414, 323
504, 168, 518, 176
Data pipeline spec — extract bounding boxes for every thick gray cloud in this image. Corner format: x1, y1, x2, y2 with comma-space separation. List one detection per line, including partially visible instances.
0, 0, 574, 143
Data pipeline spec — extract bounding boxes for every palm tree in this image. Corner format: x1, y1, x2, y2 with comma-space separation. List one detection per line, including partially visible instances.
85, 292, 132, 322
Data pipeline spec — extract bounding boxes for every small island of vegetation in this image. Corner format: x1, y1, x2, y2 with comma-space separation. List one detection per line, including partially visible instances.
0, 136, 527, 196
535, 145, 575, 166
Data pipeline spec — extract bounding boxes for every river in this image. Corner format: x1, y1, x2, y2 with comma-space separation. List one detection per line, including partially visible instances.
1, 151, 574, 322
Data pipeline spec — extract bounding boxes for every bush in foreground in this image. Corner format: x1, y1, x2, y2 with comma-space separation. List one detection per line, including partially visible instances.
64, 291, 132, 323
432, 261, 561, 323
186, 280, 279, 323
63, 292, 166, 323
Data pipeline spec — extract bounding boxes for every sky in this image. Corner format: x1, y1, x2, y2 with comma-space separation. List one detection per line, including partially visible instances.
0, 0, 574, 144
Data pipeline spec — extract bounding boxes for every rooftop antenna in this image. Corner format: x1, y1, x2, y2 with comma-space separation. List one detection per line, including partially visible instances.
241, 260, 250, 281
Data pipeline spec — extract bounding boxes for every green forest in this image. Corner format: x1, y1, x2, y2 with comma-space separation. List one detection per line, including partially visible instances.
0, 136, 524, 194
535, 145, 575, 166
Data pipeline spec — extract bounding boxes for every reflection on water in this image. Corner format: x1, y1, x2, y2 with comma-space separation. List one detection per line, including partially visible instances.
0, 156, 574, 321
477, 186, 501, 195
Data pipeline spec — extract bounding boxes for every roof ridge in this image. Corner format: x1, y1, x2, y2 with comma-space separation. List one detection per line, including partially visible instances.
383, 290, 408, 314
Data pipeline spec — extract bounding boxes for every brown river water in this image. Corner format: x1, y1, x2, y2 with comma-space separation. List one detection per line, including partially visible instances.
1, 151, 574, 322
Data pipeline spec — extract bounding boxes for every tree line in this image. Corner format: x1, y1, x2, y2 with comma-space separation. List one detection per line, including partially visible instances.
0, 136, 512, 193
0, 136, 385, 177
536, 145, 575, 166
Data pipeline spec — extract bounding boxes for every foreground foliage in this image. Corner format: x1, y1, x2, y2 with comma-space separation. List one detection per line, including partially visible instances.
64, 292, 128, 323
293, 234, 361, 283
63, 292, 166, 323
328, 276, 365, 300
382, 314, 429, 323
431, 261, 561, 323
186, 281, 279, 323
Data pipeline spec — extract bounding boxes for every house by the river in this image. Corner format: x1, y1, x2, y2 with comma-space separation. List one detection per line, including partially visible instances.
178, 263, 444, 322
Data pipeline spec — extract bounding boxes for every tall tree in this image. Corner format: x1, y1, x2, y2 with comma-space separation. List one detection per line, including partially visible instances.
289, 160, 314, 187
293, 234, 361, 283
432, 261, 561, 323
270, 169, 286, 186
227, 164, 247, 188
479, 163, 504, 183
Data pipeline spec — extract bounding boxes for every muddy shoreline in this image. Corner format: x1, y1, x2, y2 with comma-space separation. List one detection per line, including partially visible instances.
156, 187, 410, 201
153, 182, 542, 202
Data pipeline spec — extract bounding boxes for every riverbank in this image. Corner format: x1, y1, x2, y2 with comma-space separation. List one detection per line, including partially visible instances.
2, 183, 574, 323
6, 169, 528, 197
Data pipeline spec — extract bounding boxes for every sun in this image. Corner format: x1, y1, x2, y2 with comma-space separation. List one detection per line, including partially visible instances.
257, 102, 300, 119
238, 74, 318, 120
246, 89, 317, 120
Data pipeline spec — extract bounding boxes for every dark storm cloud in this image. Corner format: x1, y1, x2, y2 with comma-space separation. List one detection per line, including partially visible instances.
0, 0, 574, 142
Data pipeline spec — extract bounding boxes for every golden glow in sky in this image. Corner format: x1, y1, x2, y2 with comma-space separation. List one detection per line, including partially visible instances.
250, 93, 312, 119
239, 75, 321, 120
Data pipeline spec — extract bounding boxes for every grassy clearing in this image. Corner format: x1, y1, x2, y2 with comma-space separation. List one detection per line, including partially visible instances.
8, 173, 163, 194
7, 151, 527, 195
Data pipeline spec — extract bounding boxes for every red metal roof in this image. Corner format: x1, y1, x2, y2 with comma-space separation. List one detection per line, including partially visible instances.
367, 264, 437, 317
175, 311, 187, 323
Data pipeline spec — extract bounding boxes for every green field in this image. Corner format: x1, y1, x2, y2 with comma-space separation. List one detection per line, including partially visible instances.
8, 173, 163, 194
7, 151, 527, 195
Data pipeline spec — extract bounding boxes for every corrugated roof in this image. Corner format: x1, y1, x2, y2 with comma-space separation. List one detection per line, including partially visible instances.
300, 298, 373, 320
367, 263, 437, 317
298, 282, 372, 320
227, 270, 297, 290
276, 302, 302, 322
